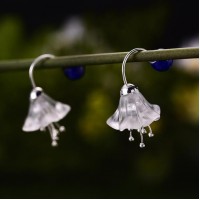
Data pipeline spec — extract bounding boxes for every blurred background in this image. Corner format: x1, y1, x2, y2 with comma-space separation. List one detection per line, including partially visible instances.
0, 0, 198, 198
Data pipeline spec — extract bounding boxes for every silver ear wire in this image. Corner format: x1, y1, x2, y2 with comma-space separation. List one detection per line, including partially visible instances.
29, 54, 55, 88
122, 48, 146, 85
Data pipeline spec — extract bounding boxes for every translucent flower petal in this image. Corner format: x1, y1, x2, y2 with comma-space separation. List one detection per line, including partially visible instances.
118, 93, 143, 131
107, 84, 160, 132
106, 109, 120, 130
23, 90, 71, 132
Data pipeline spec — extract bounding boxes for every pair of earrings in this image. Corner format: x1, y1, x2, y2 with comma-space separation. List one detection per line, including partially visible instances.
22, 49, 173, 147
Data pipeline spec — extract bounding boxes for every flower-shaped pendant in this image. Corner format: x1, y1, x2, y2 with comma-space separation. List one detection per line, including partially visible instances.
107, 83, 160, 148
23, 87, 71, 146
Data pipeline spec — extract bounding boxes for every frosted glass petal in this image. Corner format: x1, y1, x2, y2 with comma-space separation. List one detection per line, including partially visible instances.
23, 92, 71, 132
119, 116, 142, 131
136, 91, 160, 126
107, 84, 160, 132
118, 94, 142, 130
106, 109, 120, 130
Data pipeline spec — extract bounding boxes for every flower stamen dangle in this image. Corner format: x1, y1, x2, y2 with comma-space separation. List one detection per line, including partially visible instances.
106, 48, 160, 148
129, 130, 134, 141
22, 54, 71, 147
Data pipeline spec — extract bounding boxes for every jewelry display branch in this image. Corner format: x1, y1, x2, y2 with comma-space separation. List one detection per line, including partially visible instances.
0, 48, 198, 72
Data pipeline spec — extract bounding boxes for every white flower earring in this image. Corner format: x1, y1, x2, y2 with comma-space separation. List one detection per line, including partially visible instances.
22, 54, 71, 147
106, 48, 160, 148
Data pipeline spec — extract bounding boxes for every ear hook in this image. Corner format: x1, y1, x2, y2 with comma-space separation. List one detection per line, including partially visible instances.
122, 48, 146, 85
29, 54, 55, 88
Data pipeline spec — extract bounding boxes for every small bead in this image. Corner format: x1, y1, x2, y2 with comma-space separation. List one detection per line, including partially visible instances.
51, 141, 58, 147
63, 66, 85, 80
150, 60, 173, 72
59, 126, 66, 132
129, 136, 134, 141
148, 132, 154, 137
139, 143, 145, 148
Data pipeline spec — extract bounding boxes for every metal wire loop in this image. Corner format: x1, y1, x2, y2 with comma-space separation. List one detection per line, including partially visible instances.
29, 54, 55, 88
122, 48, 146, 85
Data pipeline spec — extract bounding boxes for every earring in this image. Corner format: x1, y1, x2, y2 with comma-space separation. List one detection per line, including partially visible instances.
22, 54, 71, 147
106, 48, 160, 148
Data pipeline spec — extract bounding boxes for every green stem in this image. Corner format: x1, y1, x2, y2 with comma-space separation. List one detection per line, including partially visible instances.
0, 47, 198, 72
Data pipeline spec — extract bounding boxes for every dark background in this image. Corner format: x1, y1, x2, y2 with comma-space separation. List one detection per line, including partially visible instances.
0, 0, 198, 198
0, 0, 198, 47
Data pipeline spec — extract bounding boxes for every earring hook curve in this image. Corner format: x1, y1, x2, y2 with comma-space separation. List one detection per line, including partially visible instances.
29, 54, 55, 88
122, 48, 146, 85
